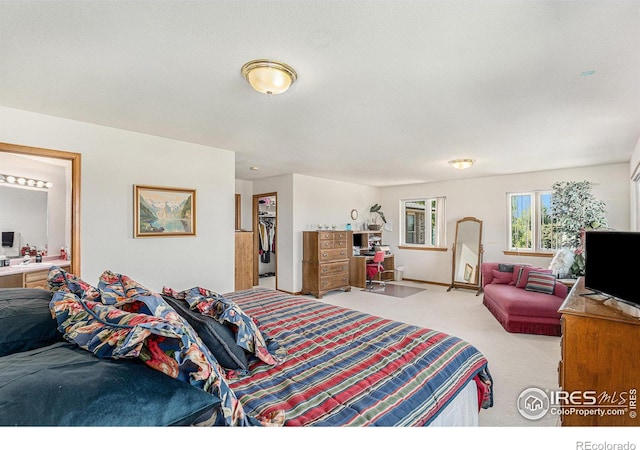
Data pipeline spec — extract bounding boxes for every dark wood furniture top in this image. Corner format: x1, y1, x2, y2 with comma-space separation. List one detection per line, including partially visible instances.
558, 277, 639, 426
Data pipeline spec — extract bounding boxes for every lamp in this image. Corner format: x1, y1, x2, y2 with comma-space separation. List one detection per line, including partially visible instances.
241, 59, 297, 95
0, 173, 53, 189
448, 159, 475, 170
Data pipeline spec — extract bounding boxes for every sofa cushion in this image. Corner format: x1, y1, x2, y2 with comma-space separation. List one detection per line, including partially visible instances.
525, 271, 556, 295
491, 270, 512, 284
515, 266, 551, 289
483, 284, 563, 319
498, 264, 515, 272
510, 264, 530, 285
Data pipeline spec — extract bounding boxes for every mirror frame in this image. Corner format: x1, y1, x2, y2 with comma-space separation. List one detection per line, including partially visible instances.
447, 216, 483, 295
0, 142, 81, 276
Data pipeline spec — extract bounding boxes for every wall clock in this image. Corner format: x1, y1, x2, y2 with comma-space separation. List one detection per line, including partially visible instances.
350, 209, 358, 220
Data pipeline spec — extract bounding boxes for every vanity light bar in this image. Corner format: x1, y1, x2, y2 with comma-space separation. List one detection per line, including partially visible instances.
0, 174, 53, 189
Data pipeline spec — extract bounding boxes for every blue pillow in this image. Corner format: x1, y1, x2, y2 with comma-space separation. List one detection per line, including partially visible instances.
0, 288, 61, 356
162, 294, 249, 371
0, 342, 222, 426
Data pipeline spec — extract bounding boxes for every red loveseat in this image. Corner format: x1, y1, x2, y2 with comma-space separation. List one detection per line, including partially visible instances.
481, 262, 568, 336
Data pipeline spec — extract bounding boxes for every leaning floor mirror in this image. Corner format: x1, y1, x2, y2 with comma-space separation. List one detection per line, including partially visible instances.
448, 216, 483, 295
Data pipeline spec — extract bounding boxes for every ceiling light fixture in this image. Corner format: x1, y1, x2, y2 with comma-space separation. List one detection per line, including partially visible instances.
448, 159, 475, 170
241, 59, 297, 96
0, 173, 53, 189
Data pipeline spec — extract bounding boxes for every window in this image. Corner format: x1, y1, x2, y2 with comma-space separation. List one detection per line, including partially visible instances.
400, 197, 446, 247
508, 191, 558, 252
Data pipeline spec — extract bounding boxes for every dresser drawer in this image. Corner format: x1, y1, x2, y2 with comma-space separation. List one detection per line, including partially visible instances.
319, 261, 349, 275
24, 269, 49, 289
319, 239, 348, 249
319, 273, 350, 290
319, 248, 348, 262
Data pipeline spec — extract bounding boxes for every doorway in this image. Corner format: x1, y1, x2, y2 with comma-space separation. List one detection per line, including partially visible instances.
253, 192, 277, 289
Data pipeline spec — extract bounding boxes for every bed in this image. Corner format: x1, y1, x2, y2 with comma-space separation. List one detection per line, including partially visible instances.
0, 267, 492, 427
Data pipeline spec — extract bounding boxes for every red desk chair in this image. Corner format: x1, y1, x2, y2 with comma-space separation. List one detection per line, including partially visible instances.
366, 251, 387, 291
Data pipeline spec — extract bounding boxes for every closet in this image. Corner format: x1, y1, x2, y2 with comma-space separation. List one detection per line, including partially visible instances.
256, 194, 276, 286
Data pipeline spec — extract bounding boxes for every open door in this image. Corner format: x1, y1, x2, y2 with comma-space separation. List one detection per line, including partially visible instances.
253, 192, 277, 289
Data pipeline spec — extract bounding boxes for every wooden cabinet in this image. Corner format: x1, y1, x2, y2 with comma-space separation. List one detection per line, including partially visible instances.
235, 231, 254, 291
0, 264, 70, 289
558, 277, 640, 426
302, 231, 351, 298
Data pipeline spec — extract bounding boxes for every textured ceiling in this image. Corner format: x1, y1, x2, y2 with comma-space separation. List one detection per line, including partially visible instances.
1, 0, 639, 186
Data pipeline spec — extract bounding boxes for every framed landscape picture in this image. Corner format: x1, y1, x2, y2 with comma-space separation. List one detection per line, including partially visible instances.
134, 185, 196, 238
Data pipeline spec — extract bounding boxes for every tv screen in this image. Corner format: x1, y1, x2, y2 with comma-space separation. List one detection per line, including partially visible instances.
584, 231, 640, 308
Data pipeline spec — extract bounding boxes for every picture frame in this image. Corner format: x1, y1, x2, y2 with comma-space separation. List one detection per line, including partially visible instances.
134, 185, 196, 238
464, 263, 473, 282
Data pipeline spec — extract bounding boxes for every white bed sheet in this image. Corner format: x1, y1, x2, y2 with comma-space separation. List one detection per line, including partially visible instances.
429, 379, 479, 426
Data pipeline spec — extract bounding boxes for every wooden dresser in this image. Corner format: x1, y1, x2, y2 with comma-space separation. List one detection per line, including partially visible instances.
558, 277, 640, 426
234, 231, 254, 291
302, 230, 351, 298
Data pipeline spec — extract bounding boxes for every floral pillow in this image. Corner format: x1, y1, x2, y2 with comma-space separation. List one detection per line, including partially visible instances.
47, 266, 100, 300
162, 286, 285, 366
49, 288, 281, 426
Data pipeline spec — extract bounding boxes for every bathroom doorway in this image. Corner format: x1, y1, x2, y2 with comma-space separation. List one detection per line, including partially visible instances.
252, 192, 277, 289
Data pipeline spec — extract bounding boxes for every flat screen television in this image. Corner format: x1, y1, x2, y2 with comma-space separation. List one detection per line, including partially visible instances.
584, 231, 640, 308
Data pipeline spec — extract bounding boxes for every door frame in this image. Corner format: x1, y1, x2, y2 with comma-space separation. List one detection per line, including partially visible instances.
0, 142, 81, 276
253, 192, 277, 288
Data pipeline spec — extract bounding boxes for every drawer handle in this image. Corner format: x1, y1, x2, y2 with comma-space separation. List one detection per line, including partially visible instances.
322, 253, 328, 257
322, 267, 328, 272
322, 281, 328, 286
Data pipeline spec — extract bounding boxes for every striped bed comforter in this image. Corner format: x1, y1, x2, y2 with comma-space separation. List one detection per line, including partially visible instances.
224, 288, 493, 426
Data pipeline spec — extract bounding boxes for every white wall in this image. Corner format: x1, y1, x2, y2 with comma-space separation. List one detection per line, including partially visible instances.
234, 179, 253, 231
249, 173, 379, 293
380, 163, 630, 284
0, 106, 236, 293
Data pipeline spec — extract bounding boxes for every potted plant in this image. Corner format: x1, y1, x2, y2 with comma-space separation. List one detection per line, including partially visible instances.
550, 180, 608, 277
368, 203, 386, 230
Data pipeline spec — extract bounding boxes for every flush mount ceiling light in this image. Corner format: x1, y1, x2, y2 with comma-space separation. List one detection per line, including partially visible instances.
448, 159, 475, 170
241, 59, 297, 95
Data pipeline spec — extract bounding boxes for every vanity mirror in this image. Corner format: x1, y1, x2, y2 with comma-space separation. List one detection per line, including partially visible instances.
448, 216, 483, 295
0, 143, 81, 275
0, 186, 48, 256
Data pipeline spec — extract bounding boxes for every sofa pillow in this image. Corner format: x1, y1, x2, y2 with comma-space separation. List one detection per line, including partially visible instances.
491, 270, 512, 284
525, 271, 557, 295
0, 288, 61, 356
498, 264, 515, 273
162, 294, 249, 371
516, 266, 551, 289
0, 342, 222, 426
510, 264, 531, 285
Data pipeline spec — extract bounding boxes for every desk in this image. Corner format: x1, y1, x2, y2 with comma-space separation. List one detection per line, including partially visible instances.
349, 253, 395, 288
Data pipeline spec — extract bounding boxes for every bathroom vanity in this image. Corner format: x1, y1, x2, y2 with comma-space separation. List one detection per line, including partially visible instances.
0, 260, 70, 289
